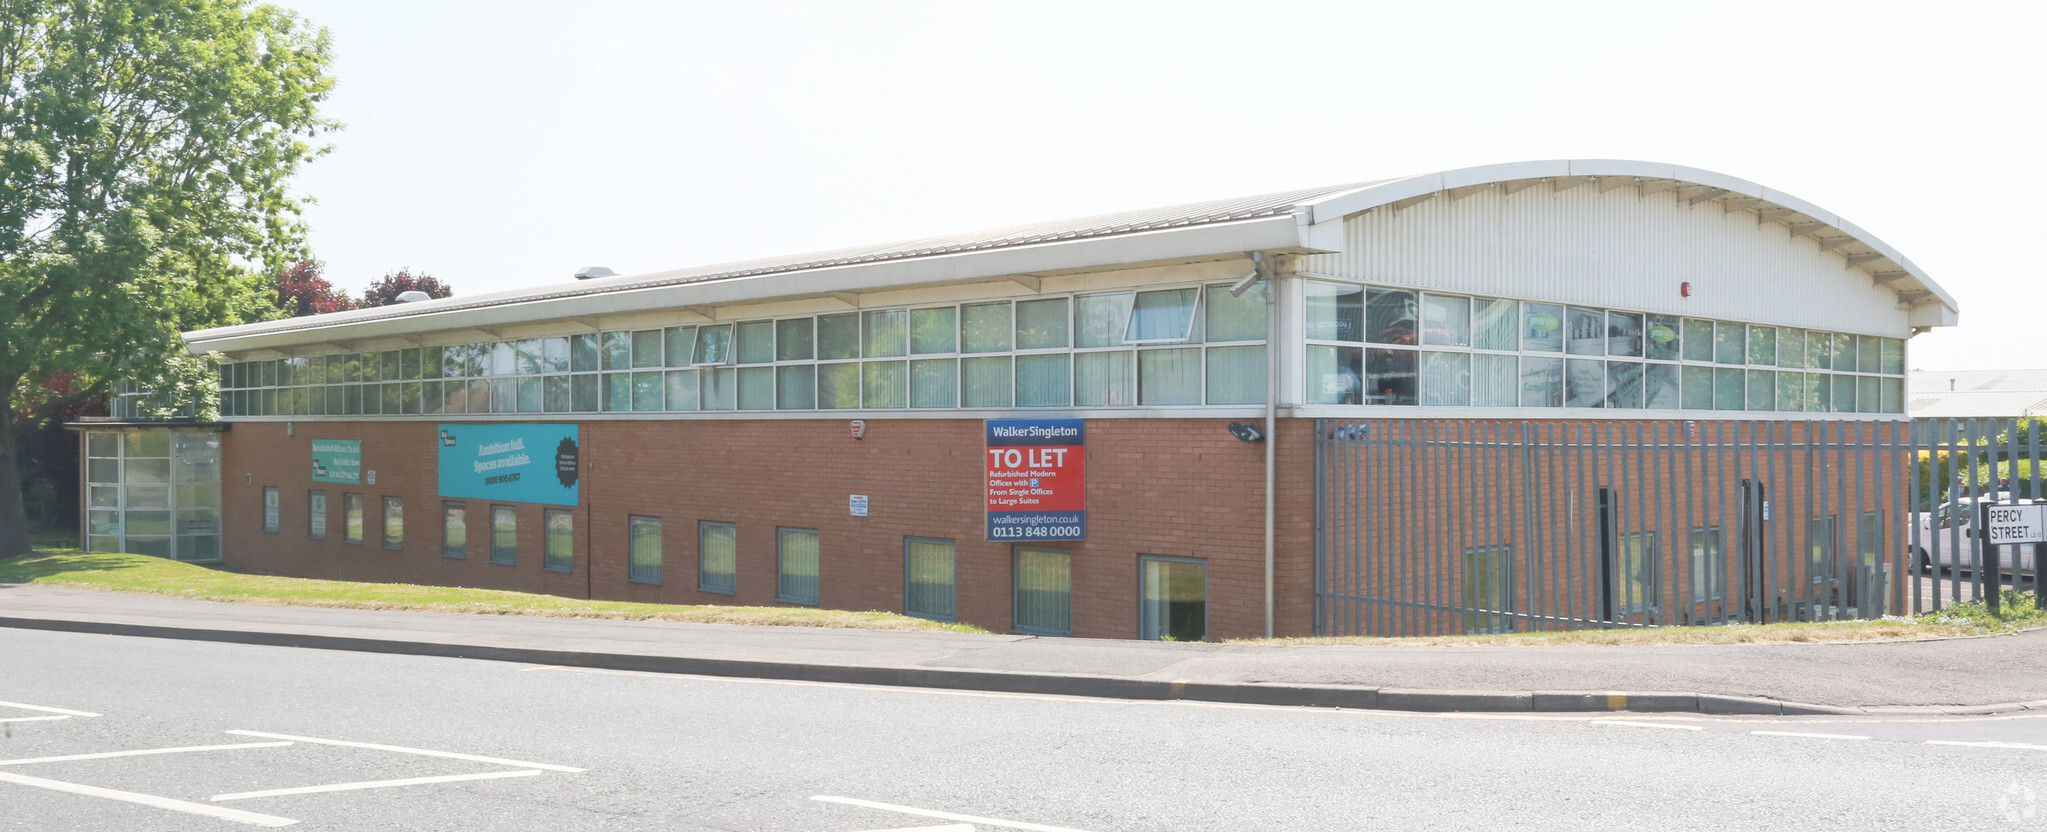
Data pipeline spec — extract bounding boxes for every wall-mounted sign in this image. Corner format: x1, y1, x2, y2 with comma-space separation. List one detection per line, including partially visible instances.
849, 494, 869, 517
311, 439, 362, 484
986, 419, 1085, 542
436, 423, 580, 506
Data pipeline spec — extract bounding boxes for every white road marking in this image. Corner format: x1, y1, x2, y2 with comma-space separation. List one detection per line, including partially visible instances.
1750, 731, 1869, 741
0, 715, 72, 724
815, 795, 1098, 832
1927, 740, 2047, 752
1593, 720, 1705, 731
223, 730, 585, 773
0, 742, 294, 767
852, 825, 976, 831
0, 770, 296, 827
0, 700, 99, 717
212, 769, 544, 801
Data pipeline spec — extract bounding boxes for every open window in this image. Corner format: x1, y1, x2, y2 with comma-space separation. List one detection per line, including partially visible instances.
1122, 288, 1200, 344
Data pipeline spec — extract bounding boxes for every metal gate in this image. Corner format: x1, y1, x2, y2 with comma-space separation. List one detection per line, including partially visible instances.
1313, 418, 2045, 637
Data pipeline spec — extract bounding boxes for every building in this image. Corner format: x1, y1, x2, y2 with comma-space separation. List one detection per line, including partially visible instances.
1907, 369, 2047, 419
77, 160, 1958, 640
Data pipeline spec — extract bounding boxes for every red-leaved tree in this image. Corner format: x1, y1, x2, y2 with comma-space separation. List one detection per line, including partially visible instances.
273, 261, 357, 317
360, 268, 454, 308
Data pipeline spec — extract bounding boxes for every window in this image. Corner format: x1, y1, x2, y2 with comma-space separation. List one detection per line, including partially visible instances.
699, 521, 736, 593
343, 494, 363, 544
382, 497, 403, 550
1125, 288, 1199, 343
904, 538, 956, 621
1139, 557, 1206, 642
490, 506, 516, 565
262, 487, 279, 533
1809, 516, 1836, 583
1462, 545, 1513, 634
1689, 528, 1725, 602
1616, 532, 1658, 615
545, 510, 573, 572
777, 528, 820, 605
628, 515, 661, 584
442, 502, 466, 558
1014, 547, 1072, 636
309, 491, 327, 540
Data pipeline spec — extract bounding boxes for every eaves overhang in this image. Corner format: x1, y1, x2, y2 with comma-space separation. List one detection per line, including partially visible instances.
184, 213, 1318, 355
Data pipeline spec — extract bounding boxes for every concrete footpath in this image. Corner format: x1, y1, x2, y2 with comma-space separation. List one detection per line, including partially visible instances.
4, 584, 2044, 716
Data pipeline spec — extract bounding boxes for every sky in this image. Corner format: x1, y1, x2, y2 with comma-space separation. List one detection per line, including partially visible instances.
268, 0, 2045, 371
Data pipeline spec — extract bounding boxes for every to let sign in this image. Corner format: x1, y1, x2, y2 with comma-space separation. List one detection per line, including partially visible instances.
986, 419, 1085, 542
1984, 503, 2047, 545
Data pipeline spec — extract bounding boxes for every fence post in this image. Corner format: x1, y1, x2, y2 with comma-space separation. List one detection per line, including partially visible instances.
1981, 499, 2001, 616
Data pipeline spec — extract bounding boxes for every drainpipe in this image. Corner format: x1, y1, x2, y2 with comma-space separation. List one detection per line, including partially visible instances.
1255, 251, 1278, 639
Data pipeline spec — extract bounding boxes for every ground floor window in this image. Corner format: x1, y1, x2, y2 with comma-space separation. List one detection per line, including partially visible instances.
1138, 556, 1206, 642
382, 497, 404, 550
545, 510, 574, 572
1014, 547, 1072, 636
628, 515, 661, 583
309, 491, 327, 540
491, 506, 516, 564
1809, 516, 1836, 583
1689, 527, 1725, 602
443, 502, 466, 558
904, 538, 956, 621
777, 528, 820, 604
698, 521, 735, 593
1462, 545, 1513, 634
343, 494, 364, 544
1616, 532, 1658, 615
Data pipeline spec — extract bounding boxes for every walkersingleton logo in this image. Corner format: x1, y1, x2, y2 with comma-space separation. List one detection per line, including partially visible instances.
990, 425, 1080, 440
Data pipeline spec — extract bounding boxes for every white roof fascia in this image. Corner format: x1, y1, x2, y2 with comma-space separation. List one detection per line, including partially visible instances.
1299, 159, 1959, 320
186, 214, 1305, 355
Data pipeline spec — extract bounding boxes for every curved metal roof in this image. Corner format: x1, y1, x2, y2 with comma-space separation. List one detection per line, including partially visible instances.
188, 160, 1954, 352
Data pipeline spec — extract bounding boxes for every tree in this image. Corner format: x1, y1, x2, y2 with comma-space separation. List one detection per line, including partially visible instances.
273, 260, 356, 317
0, 0, 336, 557
359, 268, 453, 308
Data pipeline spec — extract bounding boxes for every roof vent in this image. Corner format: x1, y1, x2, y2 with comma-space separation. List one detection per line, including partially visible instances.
575, 266, 618, 280
395, 290, 432, 303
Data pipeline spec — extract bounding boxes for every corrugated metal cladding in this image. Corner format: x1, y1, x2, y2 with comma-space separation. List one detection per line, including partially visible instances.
1297, 185, 1912, 336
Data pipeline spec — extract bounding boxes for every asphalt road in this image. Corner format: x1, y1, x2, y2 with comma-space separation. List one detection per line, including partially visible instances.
4, 628, 2045, 831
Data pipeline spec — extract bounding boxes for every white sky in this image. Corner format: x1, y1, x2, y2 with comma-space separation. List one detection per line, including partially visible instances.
271, 0, 2044, 371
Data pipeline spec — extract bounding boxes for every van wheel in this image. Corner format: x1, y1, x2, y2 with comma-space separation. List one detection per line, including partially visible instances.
1916, 547, 1935, 575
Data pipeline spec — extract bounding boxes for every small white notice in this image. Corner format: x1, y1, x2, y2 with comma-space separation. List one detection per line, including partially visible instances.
849, 495, 869, 517
1984, 503, 2047, 545
366, 470, 377, 485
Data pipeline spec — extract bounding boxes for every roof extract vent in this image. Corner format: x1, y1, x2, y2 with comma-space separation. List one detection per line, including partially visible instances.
575, 266, 618, 280
395, 290, 432, 303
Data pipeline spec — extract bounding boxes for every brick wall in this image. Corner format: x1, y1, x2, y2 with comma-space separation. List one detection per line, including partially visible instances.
220, 417, 1310, 640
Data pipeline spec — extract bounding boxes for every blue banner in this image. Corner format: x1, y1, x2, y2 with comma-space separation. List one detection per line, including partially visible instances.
436, 423, 580, 506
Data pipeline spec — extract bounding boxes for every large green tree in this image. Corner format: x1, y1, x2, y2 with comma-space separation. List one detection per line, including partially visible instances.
0, 0, 335, 557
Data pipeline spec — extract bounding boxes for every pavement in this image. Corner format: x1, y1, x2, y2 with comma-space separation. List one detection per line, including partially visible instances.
4, 584, 2045, 716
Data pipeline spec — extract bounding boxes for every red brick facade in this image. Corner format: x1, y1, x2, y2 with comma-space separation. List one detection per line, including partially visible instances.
219, 418, 1317, 639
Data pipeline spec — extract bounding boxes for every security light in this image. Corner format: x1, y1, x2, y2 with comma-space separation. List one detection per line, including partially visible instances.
1228, 421, 1263, 443
1227, 271, 1261, 297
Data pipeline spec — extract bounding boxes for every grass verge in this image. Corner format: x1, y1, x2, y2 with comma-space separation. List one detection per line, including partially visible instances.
1, 542, 989, 635
1242, 592, 2047, 647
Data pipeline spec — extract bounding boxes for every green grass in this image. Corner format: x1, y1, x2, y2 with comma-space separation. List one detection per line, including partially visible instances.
1, 542, 990, 635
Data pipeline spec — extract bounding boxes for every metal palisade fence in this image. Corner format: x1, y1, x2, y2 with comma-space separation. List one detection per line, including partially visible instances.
1313, 417, 2045, 637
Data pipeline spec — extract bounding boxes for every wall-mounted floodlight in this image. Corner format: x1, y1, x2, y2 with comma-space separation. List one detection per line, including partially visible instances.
1228, 421, 1264, 443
